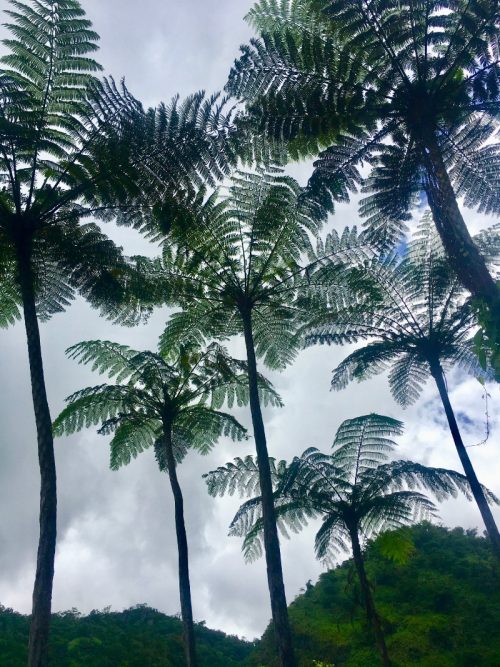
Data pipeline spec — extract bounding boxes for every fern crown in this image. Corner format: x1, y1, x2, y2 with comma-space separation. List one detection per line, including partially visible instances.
305, 215, 499, 406
52, 339, 282, 471
204, 413, 497, 562
0, 0, 239, 327
227, 0, 500, 244
154, 167, 372, 371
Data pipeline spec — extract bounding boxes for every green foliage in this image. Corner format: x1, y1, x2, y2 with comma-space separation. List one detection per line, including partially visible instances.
204, 413, 489, 562
147, 167, 372, 373
2, 529, 497, 666
473, 290, 500, 381
0, 604, 253, 667
374, 528, 415, 566
0, 0, 149, 323
306, 215, 499, 406
0, 0, 243, 327
247, 524, 500, 666
156, 167, 325, 369
228, 0, 500, 245
53, 339, 269, 470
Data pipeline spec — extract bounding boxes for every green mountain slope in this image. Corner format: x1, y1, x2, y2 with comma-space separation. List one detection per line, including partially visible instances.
0, 604, 253, 666
1, 525, 498, 666
248, 524, 500, 667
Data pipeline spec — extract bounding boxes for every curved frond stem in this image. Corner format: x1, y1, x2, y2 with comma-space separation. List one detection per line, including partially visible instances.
355, 0, 412, 89
435, 0, 497, 94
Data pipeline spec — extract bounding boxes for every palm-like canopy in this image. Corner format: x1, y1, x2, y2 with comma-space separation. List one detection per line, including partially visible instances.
206, 413, 483, 561
157, 168, 326, 367
156, 168, 369, 367
53, 338, 277, 667
308, 216, 499, 405
0, 0, 238, 323
227, 0, 500, 313
205, 412, 493, 666
0, 0, 145, 323
305, 216, 500, 556
53, 339, 279, 465
314, 213, 500, 403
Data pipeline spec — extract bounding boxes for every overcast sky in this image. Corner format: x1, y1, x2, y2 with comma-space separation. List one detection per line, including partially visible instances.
0, 0, 499, 642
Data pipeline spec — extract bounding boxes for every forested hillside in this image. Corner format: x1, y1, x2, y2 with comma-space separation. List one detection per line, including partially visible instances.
0, 524, 498, 666
0, 604, 253, 667
250, 524, 500, 667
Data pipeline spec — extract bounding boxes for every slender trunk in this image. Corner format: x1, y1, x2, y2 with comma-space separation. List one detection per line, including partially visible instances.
16, 245, 57, 667
163, 423, 197, 667
430, 361, 500, 560
350, 528, 391, 667
421, 131, 499, 309
241, 310, 295, 667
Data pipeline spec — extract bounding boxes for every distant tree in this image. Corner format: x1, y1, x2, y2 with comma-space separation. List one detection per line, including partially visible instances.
305, 216, 500, 558
227, 0, 500, 329
145, 167, 368, 666
53, 339, 277, 667
0, 1, 239, 663
204, 413, 492, 667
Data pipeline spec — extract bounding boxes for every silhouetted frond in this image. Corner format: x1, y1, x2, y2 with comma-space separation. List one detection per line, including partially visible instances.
228, 0, 500, 253
305, 220, 498, 406
54, 338, 253, 481
208, 411, 485, 564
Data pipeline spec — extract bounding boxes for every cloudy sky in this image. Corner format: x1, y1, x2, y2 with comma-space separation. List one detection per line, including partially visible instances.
0, 0, 499, 642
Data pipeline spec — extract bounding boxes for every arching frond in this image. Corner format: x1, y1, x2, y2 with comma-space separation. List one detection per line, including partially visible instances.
175, 407, 248, 455
331, 341, 405, 391
359, 491, 437, 539
204, 455, 287, 498
314, 512, 350, 561
369, 459, 499, 505
388, 352, 430, 407
109, 418, 160, 471
65, 340, 138, 382
211, 411, 488, 566
0, 247, 21, 327
451, 142, 500, 217
52, 384, 134, 436
332, 414, 404, 484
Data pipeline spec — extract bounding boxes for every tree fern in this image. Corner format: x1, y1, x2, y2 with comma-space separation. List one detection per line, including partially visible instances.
54, 337, 268, 666
0, 3, 245, 661
148, 166, 362, 666
304, 217, 500, 557
228, 0, 500, 326
205, 412, 496, 666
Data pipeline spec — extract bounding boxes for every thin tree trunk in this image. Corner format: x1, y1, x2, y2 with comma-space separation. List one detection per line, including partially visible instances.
163, 423, 197, 667
241, 310, 295, 667
430, 361, 500, 559
421, 131, 499, 309
350, 528, 391, 667
16, 247, 57, 667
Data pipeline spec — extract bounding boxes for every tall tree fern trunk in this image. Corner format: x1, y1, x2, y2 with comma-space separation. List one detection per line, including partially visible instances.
17, 245, 57, 667
241, 310, 295, 667
349, 527, 391, 667
163, 423, 197, 667
430, 361, 500, 560
421, 132, 498, 309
